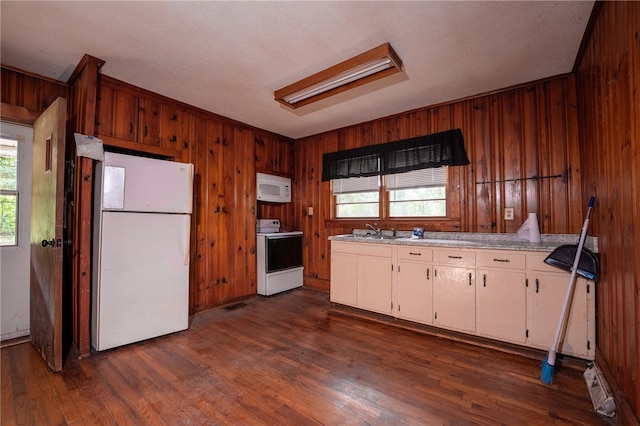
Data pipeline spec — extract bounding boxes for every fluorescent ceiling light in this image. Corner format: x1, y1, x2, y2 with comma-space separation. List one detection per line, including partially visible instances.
274, 43, 403, 109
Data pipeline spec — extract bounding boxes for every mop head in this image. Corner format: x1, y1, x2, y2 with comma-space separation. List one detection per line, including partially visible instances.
541, 355, 555, 384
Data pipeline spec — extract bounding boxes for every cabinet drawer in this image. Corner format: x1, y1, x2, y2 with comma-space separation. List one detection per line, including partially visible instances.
476, 250, 526, 270
331, 241, 393, 258
434, 249, 475, 266
397, 246, 433, 262
527, 252, 564, 273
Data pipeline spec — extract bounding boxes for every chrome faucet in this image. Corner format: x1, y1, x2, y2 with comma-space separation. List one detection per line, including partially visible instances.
365, 223, 381, 236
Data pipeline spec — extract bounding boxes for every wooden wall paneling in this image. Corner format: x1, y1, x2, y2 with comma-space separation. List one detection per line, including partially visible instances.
66, 55, 104, 357
521, 85, 541, 229
473, 96, 495, 233
192, 117, 209, 310
548, 79, 571, 234
500, 90, 522, 234
231, 126, 256, 298
0, 66, 68, 114
294, 77, 582, 294
563, 77, 583, 232
575, 1, 639, 420
447, 103, 464, 226
255, 132, 296, 231
489, 94, 504, 234
94, 82, 113, 137
215, 120, 231, 304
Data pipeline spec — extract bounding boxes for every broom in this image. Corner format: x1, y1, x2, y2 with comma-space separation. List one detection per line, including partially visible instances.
541, 196, 595, 385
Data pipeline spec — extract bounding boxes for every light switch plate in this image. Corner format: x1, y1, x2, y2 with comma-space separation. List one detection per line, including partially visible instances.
308, 206, 314, 216
504, 207, 514, 221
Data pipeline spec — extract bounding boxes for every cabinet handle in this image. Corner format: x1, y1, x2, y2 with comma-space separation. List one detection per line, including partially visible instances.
144, 125, 148, 137
129, 122, 134, 134
536, 278, 540, 293
483, 273, 486, 287
170, 135, 177, 142
468, 272, 472, 285
493, 258, 510, 263
409, 252, 422, 256
170, 113, 178, 121
426, 268, 430, 280
448, 255, 463, 259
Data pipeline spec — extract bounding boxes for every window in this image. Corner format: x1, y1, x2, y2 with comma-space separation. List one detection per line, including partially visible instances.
333, 167, 447, 219
333, 176, 380, 218
0, 136, 19, 246
387, 167, 446, 217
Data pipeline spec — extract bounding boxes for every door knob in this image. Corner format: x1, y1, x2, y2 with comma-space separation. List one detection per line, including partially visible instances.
41, 238, 61, 248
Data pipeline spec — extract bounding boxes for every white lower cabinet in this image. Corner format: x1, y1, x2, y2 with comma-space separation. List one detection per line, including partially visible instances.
330, 240, 595, 360
526, 253, 594, 359
397, 246, 433, 324
330, 241, 394, 315
476, 250, 527, 344
432, 249, 476, 333
357, 253, 393, 315
330, 249, 359, 307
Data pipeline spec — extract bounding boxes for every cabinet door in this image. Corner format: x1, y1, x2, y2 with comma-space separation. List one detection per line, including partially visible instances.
330, 252, 359, 307
397, 260, 432, 324
95, 85, 114, 137
112, 90, 138, 142
526, 273, 590, 358
433, 266, 475, 333
357, 255, 393, 315
138, 97, 161, 146
477, 269, 526, 343
161, 104, 193, 152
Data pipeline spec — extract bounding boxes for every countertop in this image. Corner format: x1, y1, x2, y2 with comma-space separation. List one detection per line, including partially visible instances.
329, 230, 599, 253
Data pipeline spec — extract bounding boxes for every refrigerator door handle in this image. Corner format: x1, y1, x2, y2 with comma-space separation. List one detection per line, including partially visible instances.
184, 218, 191, 266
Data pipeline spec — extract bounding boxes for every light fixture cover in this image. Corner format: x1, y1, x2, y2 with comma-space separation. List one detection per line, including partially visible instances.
274, 43, 403, 109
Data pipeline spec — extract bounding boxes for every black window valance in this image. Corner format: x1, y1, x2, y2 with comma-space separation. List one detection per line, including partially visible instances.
321, 128, 470, 181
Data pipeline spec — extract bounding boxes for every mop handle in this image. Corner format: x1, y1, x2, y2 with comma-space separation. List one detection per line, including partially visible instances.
549, 196, 595, 352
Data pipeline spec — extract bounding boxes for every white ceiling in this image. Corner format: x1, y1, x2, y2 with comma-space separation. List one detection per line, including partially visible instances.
1, 1, 594, 139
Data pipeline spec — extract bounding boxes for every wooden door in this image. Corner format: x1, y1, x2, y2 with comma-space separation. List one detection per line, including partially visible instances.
30, 97, 67, 372
138, 97, 161, 146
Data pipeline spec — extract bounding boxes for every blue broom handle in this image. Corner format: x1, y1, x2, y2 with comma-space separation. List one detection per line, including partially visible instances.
549, 196, 595, 358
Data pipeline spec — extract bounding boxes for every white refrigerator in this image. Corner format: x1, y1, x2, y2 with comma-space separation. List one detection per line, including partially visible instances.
92, 152, 193, 351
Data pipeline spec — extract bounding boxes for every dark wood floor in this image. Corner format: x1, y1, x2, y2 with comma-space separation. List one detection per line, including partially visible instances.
2, 288, 609, 425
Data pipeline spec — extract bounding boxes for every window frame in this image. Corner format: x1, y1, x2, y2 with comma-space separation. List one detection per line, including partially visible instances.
0, 134, 22, 247
331, 167, 450, 221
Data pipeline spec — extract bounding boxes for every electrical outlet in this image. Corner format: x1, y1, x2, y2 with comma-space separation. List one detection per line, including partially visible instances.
504, 207, 514, 221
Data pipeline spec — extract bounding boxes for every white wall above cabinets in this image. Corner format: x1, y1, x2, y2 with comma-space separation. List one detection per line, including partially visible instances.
329, 239, 596, 360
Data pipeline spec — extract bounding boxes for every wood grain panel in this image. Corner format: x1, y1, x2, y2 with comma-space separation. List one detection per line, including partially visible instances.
575, 1, 640, 421
66, 55, 105, 357
296, 77, 582, 292
1, 66, 68, 119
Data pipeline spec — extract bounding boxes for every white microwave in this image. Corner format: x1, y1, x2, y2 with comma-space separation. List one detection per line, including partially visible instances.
256, 172, 291, 203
